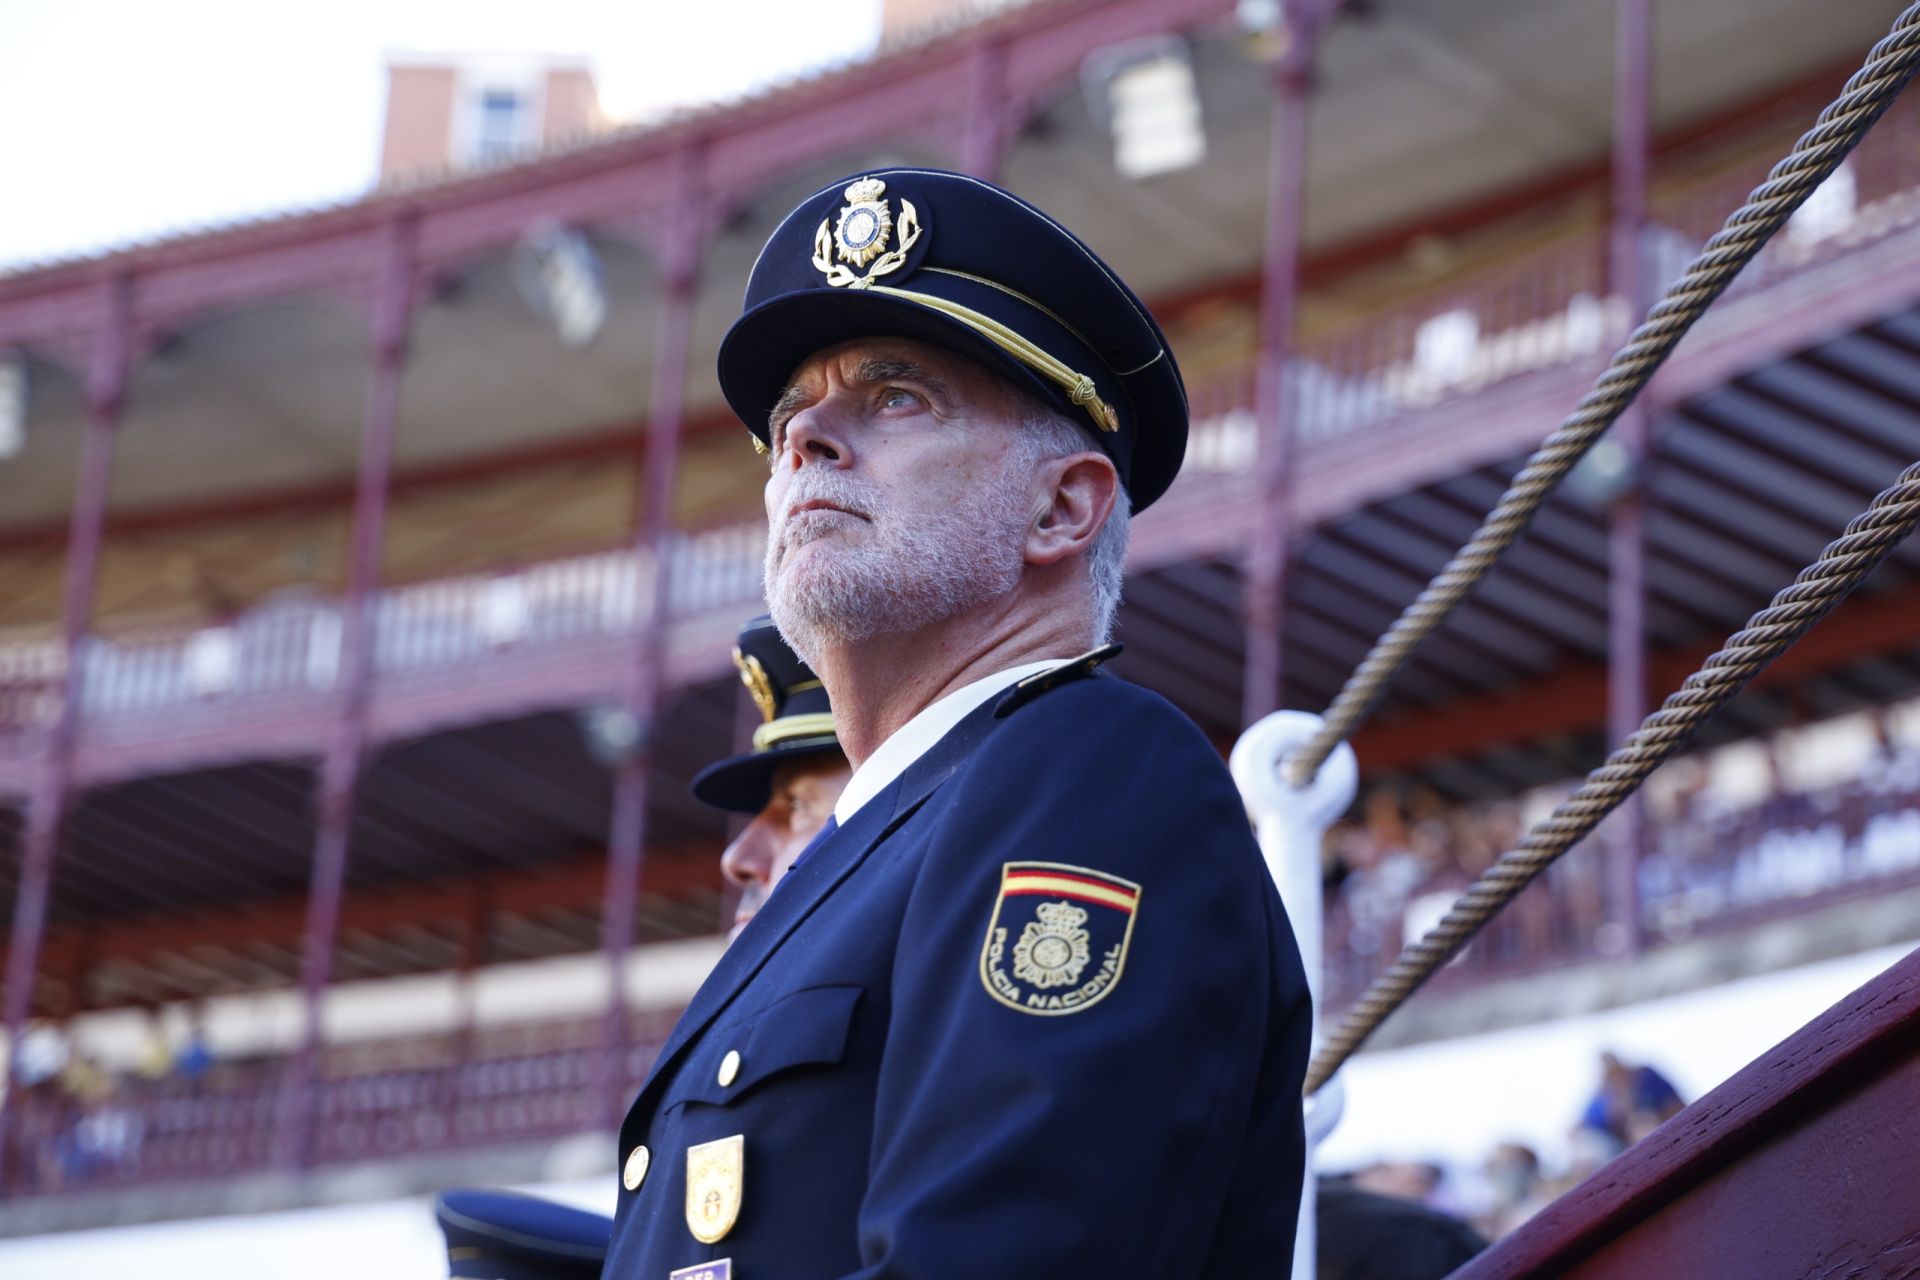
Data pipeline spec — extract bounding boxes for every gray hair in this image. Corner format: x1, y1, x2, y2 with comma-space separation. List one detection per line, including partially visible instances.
1013, 406, 1131, 643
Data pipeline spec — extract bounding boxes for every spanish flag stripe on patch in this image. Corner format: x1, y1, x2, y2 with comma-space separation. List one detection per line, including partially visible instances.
1004, 868, 1135, 896
1002, 873, 1139, 913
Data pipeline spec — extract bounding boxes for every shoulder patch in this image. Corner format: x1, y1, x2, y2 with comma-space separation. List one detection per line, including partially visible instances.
978, 861, 1140, 1016
993, 643, 1123, 718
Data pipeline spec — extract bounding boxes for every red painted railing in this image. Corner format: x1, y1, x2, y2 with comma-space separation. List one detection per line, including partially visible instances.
2, 1007, 681, 1197
8, 767, 1915, 1199
0, 525, 769, 749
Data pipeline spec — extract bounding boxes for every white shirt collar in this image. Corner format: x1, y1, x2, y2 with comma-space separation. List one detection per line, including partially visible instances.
833, 658, 1070, 824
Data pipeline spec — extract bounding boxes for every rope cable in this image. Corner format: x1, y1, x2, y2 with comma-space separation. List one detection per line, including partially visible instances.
1306, 459, 1920, 1093
1283, 3, 1920, 790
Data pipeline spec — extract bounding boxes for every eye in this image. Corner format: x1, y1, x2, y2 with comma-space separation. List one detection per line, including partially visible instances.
879, 386, 920, 411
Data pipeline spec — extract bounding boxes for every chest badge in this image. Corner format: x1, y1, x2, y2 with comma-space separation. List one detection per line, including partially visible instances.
685, 1134, 745, 1244
979, 862, 1141, 1016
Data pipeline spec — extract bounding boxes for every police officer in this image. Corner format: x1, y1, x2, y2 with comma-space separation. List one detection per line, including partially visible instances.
694, 615, 852, 934
604, 168, 1311, 1279
428, 622, 848, 1280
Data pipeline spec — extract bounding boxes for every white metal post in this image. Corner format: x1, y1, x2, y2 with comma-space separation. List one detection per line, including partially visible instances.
1231, 710, 1358, 1280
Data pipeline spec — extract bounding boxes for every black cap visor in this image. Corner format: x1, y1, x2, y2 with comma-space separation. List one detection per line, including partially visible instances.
689, 736, 844, 814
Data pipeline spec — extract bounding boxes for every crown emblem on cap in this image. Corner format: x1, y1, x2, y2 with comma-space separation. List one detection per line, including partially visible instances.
732, 647, 778, 723
813, 177, 922, 290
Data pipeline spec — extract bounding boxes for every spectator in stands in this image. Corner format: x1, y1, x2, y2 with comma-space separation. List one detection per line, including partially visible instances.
176, 1008, 214, 1082
1352, 1158, 1451, 1210
1862, 704, 1920, 795
48, 1054, 141, 1184
1334, 787, 1427, 962
135, 1009, 175, 1081
1479, 1141, 1553, 1238
56, 1049, 112, 1109
1578, 1050, 1684, 1148
1317, 1176, 1487, 1280
11, 1018, 71, 1089
691, 614, 850, 936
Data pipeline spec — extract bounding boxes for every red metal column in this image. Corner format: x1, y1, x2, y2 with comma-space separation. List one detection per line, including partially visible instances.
961, 36, 1014, 179
0, 276, 132, 1175
1604, 0, 1653, 957
1244, 2, 1342, 727
601, 160, 704, 1121
273, 217, 416, 1169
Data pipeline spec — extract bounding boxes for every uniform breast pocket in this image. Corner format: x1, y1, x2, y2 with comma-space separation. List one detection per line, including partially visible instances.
668, 984, 865, 1110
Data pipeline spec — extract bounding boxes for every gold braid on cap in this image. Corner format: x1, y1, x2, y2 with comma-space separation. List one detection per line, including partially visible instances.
733, 648, 778, 723
865, 285, 1120, 434
752, 712, 838, 751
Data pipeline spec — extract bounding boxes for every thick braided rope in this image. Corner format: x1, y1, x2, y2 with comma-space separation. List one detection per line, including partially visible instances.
1305, 461, 1920, 1092
1283, 3, 1920, 789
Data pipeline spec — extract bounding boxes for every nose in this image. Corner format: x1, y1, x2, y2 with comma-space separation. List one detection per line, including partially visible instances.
721, 814, 781, 890
779, 400, 848, 473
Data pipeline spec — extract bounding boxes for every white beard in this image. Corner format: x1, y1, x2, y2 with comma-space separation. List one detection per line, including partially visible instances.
764, 463, 1029, 665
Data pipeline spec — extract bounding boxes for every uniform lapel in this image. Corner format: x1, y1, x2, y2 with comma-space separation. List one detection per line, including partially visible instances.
634, 699, 1003, 1100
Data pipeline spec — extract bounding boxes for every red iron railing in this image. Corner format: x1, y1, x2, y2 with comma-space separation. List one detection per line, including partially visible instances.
2, 1007, 681, 1197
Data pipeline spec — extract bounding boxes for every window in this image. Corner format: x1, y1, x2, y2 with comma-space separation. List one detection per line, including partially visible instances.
476, 89, 525, 163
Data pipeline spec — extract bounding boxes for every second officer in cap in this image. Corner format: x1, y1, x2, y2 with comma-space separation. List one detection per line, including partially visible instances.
694, 615, 851, 934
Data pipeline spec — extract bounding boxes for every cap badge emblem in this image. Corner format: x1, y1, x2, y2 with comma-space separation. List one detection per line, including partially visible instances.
733, 647, 778, 723
813, 177, 921, 290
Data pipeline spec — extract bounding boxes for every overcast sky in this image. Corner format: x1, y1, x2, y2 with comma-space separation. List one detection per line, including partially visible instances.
0, 0, 882, 270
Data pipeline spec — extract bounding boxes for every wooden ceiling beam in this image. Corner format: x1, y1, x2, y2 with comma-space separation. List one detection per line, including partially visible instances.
5, 842, 723, 985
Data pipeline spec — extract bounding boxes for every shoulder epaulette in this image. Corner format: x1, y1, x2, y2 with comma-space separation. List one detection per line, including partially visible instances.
994, 643, 1123, 718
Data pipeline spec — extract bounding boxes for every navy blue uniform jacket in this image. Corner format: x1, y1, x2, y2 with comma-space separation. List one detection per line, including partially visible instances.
603, 670, 1311, 1278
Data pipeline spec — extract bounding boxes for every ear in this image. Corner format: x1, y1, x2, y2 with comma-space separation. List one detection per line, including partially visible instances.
1024, 452, 1120, 567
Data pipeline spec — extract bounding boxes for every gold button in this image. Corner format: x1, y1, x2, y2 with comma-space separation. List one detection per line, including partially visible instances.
623, 1144, 650, 1191
717, 1049, 741, 1088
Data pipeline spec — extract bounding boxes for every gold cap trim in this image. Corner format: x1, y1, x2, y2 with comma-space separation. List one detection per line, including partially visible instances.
867, 284, 1120, 433
751, 712, 839, 751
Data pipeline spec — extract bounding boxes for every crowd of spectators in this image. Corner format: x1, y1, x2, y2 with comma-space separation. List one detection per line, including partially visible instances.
1335, 1049, 1688, 1248
1322, 701, 1920, 995
1320, 781, 1605, 999
1638, 704, 1920, 941
9, 1007, 213, 1189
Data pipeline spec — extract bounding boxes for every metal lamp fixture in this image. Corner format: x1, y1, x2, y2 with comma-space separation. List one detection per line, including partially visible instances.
1083, 36, 1207, 181
512, 218, 608, 350
0, 351, 26, 459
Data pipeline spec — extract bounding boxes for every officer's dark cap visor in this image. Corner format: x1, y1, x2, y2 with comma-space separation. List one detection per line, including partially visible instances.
690, 736, 843, 815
